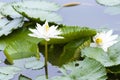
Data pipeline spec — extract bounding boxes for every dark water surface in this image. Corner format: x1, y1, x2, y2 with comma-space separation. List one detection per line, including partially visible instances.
0, 0, 120, 80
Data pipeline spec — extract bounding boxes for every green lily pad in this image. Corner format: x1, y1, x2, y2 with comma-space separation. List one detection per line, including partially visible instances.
36, 58, 107, 80
4, 40, 40, 64
81, 41, 120, 67
96, 0, 120, 6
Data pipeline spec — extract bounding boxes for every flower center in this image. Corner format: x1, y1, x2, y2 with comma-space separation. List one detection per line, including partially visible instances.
45, 24, 49, 32
96, 38, 102, 45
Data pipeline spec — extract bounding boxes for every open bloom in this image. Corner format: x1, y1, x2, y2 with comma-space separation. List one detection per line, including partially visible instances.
90, 30, 118, 52
28, 21, 64, 41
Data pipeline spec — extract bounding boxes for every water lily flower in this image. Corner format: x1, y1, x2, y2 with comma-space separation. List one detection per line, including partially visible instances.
28, 21, 64, 41
90, 30, 118, 52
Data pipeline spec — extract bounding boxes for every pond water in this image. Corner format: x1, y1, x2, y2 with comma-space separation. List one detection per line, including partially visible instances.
0, 0, 120, 80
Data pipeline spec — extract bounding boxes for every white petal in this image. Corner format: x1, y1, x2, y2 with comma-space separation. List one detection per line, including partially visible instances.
106, 30, 113, 37
36, 23, 42, 28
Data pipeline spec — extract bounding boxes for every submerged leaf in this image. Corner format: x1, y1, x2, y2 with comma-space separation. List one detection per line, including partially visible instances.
96, 0, 120, 6
0, 17, 24, 37
81, 41, 120, 67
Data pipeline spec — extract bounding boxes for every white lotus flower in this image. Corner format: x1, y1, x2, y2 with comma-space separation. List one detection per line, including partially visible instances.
90, 30, 118, 52
28, 21, 64, 41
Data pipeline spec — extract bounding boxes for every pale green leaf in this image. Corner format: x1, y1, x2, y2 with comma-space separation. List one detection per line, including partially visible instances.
25, 59, 44, 70
58, 58, 107, 80
0, 2, 21, 18
96, 0, 120, 6
0, 2, 5, 18
81, 41, 120, 67
13, 0, 61, 11
0, 66, 21, 75
50, 76, 73, 80
35, 75, 47, 80
70, 58, 107, 80
0, 60, 2, 63
0, 74, 14, 80
104, 6, 120, 15
13, 6, 62, 23
0, 18, 24, 36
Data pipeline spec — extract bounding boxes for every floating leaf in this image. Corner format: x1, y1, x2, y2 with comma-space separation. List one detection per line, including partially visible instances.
104, 6, 120, 15
81, 41, 120, 67
13, 6, 62, 23
19, 74, 32, 80
0, 21, 41, 47
25, 59, 44, 70
58, 37, 91, 66
0, 66, 21, 80
0, 66, 21, 74
46, 26, 96, 44
51, 58, 107, 80
0, 74, 14, 80
0, 2, 21, 18
4, 40, 40, 64
0, 17, 24, 37
35, 75, 47, 80
96, 0, 120, 6
13, 0, 61, 11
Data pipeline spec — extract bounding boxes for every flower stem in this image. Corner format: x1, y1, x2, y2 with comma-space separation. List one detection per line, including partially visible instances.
45, 41, 48, 79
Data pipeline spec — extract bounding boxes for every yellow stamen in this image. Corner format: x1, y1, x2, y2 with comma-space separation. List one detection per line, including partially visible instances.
45, 24, 49, 32
96, 38, 102, 45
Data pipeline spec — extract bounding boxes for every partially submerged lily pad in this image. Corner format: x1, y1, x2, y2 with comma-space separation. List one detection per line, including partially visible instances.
96, 0, 120, 6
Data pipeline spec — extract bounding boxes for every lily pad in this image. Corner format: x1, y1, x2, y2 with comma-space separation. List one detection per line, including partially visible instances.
104, 6, 120, 15
81, 41, 120, 67
0, 2, 21, 18
4, 40, 40, 64
13, 6, 62, 23
0, 66, 21, 74
0, 74, 14, 80
0, 17, 24, 37
13, 0, 61, 11
96, 0, 120, 6
24, 59, 44, 70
